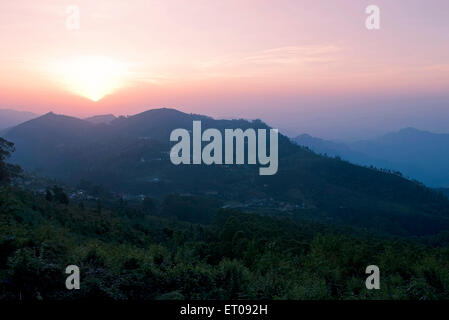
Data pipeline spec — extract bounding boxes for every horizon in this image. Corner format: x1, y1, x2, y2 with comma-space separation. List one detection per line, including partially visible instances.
4, 106, 449, 142
1, 0, 449, 140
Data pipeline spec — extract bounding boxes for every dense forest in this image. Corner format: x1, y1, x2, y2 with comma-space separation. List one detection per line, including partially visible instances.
4, 109, 449, 237
1, 137, 449, 300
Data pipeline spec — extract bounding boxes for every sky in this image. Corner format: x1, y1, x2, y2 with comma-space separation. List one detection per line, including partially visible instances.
1, 0, 448, 140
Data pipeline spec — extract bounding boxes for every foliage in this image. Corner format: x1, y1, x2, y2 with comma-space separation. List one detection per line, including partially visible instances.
1, 128, 449, 301
1, 187, 448, 300
0, 138, 21, 184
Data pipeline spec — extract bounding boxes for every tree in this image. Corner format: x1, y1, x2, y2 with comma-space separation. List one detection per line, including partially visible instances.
142, 197, 159, 214
52, 185, 69, 205
45, 189, 53, 202
0, 137, 21, 184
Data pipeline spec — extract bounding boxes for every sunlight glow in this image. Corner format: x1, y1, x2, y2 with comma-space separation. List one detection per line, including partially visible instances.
53, 56, 126, 102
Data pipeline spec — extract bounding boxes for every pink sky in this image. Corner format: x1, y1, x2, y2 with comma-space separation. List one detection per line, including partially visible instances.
1, 0, 448, 139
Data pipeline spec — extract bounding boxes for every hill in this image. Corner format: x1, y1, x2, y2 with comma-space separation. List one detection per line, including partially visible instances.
0, 109, 39, 130
293, 134, 389, 166
350, 128, 449, 187
294, 128, 449, 188
2, 118, 449, 300
1, 185, 448, 300
435, 188, 449, 199
4, 108, 449, 236
85, 114, 117, 124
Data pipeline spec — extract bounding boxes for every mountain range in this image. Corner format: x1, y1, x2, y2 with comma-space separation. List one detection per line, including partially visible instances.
0, 109, 39, 131
3, 108, 448, 188
293, 128, 449, 188
2, 108, 449, 237
84, 114, 117, 124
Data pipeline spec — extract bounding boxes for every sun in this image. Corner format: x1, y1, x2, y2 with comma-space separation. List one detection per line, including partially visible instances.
53, 56, 126, 102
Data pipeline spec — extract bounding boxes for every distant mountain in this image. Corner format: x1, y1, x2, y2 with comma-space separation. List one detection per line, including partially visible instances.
435, 188, 449, 200
350, 128, 449, 187
293, 128, 449, 188
0, 109, 39, 130
85, 114, 117, 124
293, 134, 388, 166
4, 108, 449, 236
4, 108, 291, 188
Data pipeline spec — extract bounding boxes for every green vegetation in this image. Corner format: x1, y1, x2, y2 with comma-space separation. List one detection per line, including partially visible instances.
2, 113, 449, 301
1, 186, 449, 300
0, 137, 21, 184
4, 109, 449, 237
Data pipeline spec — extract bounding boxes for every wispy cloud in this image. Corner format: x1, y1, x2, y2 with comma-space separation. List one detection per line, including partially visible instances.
190, 45, 342, 80
243, 45, 341, 65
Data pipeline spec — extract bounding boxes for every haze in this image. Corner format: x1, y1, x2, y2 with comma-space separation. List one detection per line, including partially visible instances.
1, 0, 448, 140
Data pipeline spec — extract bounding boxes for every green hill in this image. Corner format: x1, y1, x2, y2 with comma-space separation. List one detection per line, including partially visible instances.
3, 108, 449, 236
1, 131, 449, 300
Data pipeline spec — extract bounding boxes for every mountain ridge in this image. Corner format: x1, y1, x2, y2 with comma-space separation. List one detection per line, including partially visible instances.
4, 108, 449, 236
0, 108, 39, 131
293, 127, 449, 187
85, 114, 117, 124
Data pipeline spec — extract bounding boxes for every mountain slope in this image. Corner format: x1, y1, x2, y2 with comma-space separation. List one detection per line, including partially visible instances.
0, 109, 39, 130
294, 128, 449, 187
293, 134, 390, 166
4, 108, 449, 236
349, 128, 449, 187
85, 114, 117, 124
5, 112, 94, 174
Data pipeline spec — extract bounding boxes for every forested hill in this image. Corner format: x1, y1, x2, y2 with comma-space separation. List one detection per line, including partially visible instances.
1, 129, 449, 300
3, 108, 449, 236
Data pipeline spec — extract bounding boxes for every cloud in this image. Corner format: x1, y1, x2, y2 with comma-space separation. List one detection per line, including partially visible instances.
242, 45, 341, 65
419, 64, 449, 72
190, 45, 342, 80
115, 44, 343, 85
